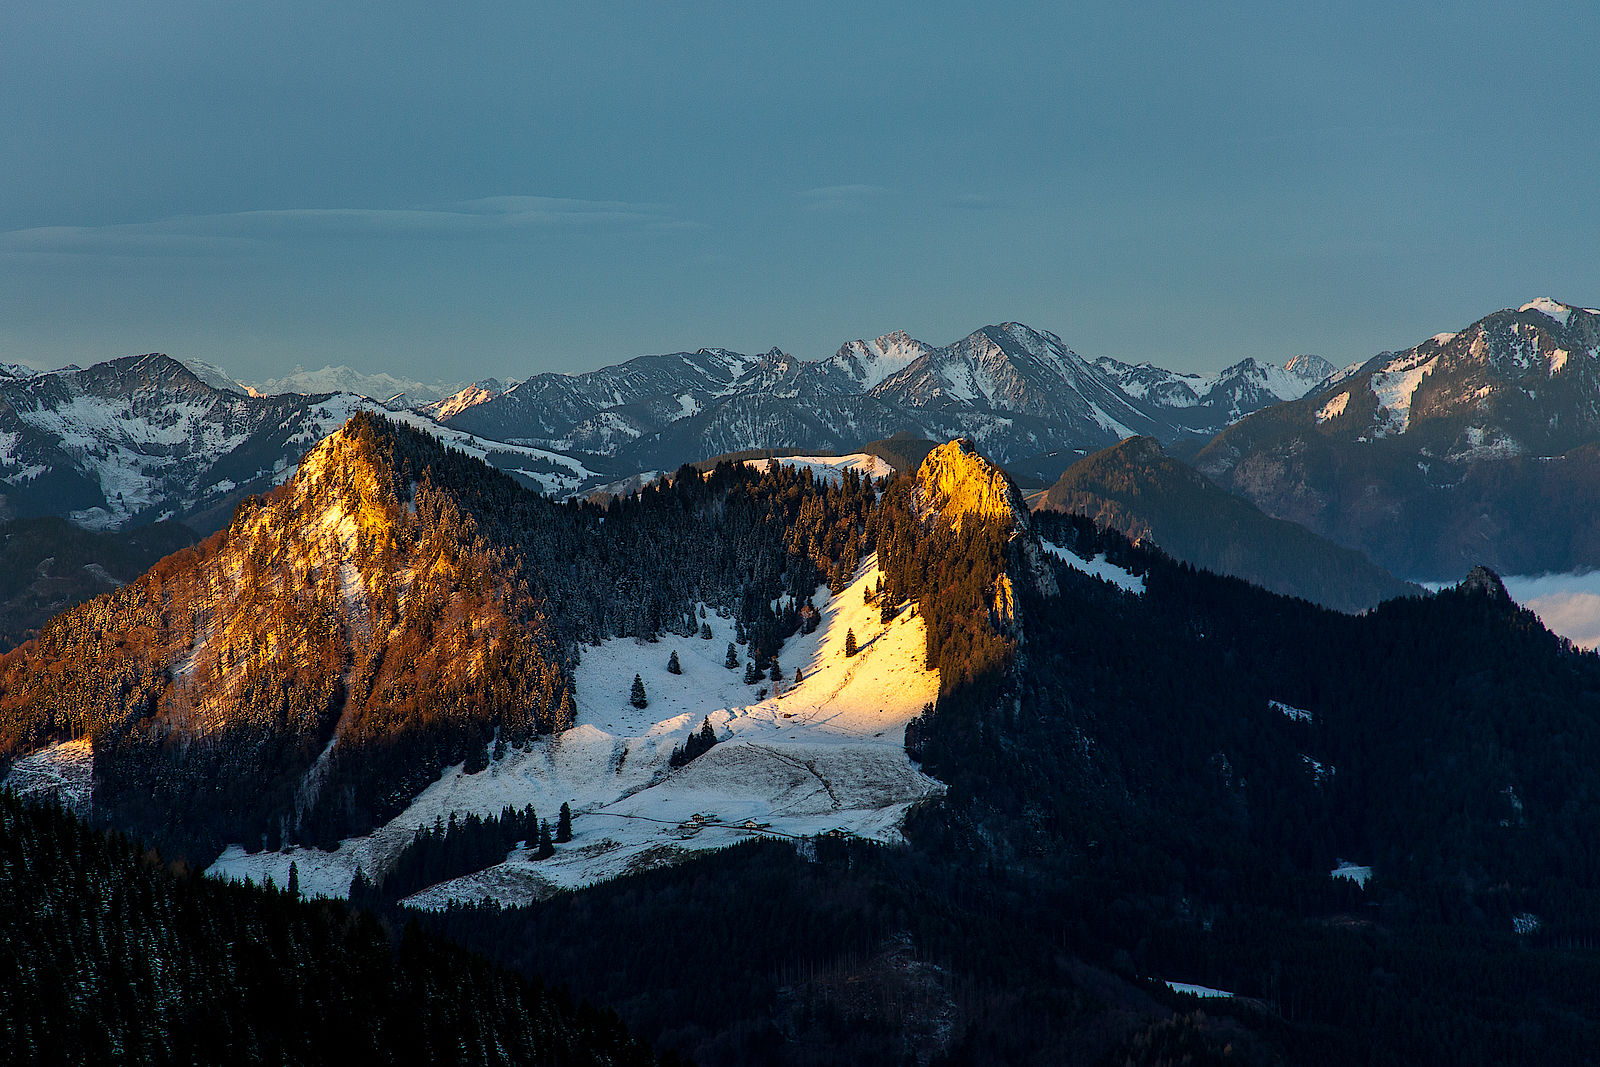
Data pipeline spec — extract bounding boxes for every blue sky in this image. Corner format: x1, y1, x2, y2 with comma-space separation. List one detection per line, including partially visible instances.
2, 2, 1596, 382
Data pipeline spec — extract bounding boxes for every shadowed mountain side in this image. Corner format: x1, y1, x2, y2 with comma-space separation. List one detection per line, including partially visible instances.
1193, 300, 1600, 579
0, 517, 197, 652
1037, 436, 1420, 612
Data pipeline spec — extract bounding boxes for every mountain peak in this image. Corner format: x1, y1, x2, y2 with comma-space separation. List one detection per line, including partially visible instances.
1111, 434, 1167, 462
1284, 354, 1336, 381
1517, 297, 1587, 326
873, 329, 919, 350
1459, 565, 1510, 601
914, 438, 1030, 534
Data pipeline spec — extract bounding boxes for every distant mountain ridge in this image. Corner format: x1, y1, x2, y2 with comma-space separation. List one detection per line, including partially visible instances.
443, 323, 1332, 483
1196, 298, 1600, 578
241, 364, 479, 405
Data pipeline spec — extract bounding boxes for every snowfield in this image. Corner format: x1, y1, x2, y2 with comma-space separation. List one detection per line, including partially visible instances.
210, 553, 943, 904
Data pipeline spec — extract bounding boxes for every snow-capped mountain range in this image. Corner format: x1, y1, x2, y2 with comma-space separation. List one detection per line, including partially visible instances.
441, 323, 1334, 482
241, 364, 485, 406
2, 325, 1330, 532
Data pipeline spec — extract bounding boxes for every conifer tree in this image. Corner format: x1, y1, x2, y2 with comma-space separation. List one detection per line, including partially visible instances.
537, 820, 554, 859
769, 657, 782, 682
348, 868, 372, 904
556, 802, 573, 843
287, 861, 300, 899
845, 628, 858, 657
724, 642, 740, 669
630, 674, 648, 708
667, 650, 682, 675
744, 660, 761, 685
700, 621, 713, 640
793, 666, 804, 684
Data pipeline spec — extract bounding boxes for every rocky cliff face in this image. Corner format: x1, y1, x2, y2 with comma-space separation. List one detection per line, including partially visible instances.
914, 438, 1032, 534
913, 439, 1057, 622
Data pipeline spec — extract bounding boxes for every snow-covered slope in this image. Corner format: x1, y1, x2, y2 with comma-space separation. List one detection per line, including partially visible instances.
210, 553, 942, 901
417, 378, 518, 421
1040, 540, 1146, 594
1195, 298, 1600, 579
1091, 352, 1334, 427
1, 739, 93, 816
821, 331, 933, 392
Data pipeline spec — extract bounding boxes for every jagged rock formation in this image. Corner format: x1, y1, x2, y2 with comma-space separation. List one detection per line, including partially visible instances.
1459, 564, 1511, 600
914, 438, 1032, 534
911, 438, 1056, 628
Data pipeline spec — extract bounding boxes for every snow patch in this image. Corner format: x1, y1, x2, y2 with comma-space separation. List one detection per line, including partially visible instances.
1331, 861, 1372, 888
3, 739, 94, 814
1315, 391, 1350, 424
744, 454, 895, 485
1270, 700, 1312, 723
1040, 540, 1145, 594
1369, 351, 1437, 435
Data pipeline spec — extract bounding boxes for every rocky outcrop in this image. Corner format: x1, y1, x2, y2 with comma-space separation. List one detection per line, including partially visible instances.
914, 439, 1058, 619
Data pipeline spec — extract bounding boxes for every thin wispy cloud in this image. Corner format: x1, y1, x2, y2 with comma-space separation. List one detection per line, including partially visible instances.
795, 184, 898, 215
0, 196, 688, 257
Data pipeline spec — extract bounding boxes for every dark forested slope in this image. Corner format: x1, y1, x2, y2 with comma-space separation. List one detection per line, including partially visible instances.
1037, 436, 1417, 611
0, 517, 196, 652
0, 790, 651, 1067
